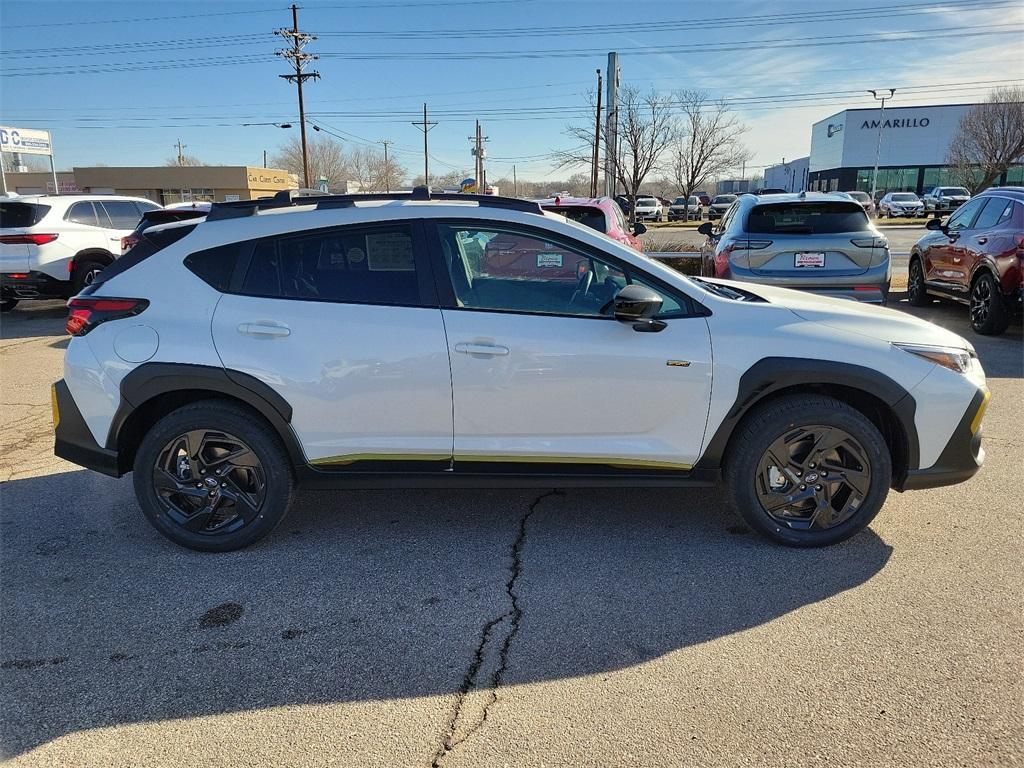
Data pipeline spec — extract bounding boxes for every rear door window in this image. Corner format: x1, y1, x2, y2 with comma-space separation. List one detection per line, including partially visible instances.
100, 200, 145, 229
746, 202, 868, 234
0, 202, 51, 228
971, 197, 1014, 230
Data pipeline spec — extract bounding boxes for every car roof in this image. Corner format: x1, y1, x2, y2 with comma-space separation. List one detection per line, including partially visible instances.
6, 193, 157, 205
537, 196, 606, 208
978, 186, 1024, 201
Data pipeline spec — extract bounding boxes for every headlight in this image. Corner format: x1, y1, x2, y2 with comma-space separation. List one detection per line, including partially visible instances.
895, 342, 974, 373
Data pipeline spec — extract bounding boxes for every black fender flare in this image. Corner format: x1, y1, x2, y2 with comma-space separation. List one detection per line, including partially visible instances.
695, 357, 919, 474
108, 363, 305, 473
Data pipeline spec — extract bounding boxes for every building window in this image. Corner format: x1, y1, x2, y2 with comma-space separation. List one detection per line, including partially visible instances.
161, 188, 215, 205
1003, 166, 1024, 186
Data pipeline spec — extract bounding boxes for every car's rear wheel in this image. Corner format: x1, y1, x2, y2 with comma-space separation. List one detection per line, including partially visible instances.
906, 257, 931, 306
72, 259, 106, 294
133, 401, 294, 551
725, 394, 892, 547
0, 299, 18, 312
970, 271, 1010, 336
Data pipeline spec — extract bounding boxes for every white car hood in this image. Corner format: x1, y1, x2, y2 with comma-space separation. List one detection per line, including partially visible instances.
719, 280, 971, 349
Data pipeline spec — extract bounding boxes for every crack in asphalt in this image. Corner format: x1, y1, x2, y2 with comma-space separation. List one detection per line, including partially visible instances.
431, 489, 562, 768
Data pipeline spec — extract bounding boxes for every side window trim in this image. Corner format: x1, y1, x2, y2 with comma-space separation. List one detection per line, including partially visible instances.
423, 218, 706, 320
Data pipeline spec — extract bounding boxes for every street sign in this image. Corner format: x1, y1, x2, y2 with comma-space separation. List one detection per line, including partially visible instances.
317, 176, 329, 192
0, 126, 53, 156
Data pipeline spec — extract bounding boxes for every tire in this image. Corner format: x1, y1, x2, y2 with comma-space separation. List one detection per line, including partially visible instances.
970, 271, 1011, 336
0, 299, 18, 312
132, 400, 295, 552
72, 258, 107, 294
906, 257, 931, 306
725, 394, 892, 548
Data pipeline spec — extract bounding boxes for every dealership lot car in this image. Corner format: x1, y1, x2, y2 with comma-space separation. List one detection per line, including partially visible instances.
538, 195, 644, 251
1, 194, 160, 311
667, 195, 702, 221
879, 191, 926, 218
632, 196, 662, 222
908, 186, 1023, 335
922, 186, 971, 214
707, 194, 737, 220
52, 188, 988, 552
698, 192, 891, 303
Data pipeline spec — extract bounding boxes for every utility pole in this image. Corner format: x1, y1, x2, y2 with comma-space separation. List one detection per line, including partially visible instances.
263, 149, 267, 169
513, 164, 517, 197
411, 103, 437, 188
379, 140, 393, 192
174, 139, 187, 166
275, 4, 319, 189
591, 68, 602, 198
602, 52, 620, 198
869, 89, 895, 199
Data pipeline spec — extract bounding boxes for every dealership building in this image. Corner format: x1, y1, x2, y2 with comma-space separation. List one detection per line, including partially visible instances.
2, 165, 297, 203
806, 102, 1024, 194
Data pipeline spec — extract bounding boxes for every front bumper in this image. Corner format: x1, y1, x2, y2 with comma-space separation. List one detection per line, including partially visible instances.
899, 388, 988, 490
2, 270, 72, 300
52, 379, 122, 477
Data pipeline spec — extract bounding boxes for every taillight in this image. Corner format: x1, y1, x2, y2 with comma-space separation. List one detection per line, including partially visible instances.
851, 237, 888, 248
0, 233, 59, 246
65, 297, 148, 336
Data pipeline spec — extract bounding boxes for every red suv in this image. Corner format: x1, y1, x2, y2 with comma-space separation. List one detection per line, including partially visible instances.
909, 186, 1023, 335
539, 196, 645, 252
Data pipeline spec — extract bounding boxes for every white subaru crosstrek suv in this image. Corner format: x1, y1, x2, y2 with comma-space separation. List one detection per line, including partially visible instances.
52, 188, 989, 552
0, 194, 160, 311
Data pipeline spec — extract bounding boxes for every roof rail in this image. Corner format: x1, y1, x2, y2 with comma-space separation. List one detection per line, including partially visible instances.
205, 185, 542, 222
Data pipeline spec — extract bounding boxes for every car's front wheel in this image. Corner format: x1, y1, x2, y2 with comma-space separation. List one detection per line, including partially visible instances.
970, 271, 1011, 336
725, 395, 892, 547
133, 400, 294, 551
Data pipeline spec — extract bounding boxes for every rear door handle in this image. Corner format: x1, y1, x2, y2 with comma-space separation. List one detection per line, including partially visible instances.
238, 322, 291, 338
455, 342, 510, 356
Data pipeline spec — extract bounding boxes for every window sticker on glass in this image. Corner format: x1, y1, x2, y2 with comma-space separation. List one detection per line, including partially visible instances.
366, 231, 414, 271
536, 252, 564, 268
794, 252, 826, 268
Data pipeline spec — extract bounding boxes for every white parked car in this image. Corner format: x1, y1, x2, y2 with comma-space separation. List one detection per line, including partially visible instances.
921, 186, 971, 214
879, 192, 926, 218
1, 194, 160, 311
53, 188, 989, 552
632, 196, 662, 222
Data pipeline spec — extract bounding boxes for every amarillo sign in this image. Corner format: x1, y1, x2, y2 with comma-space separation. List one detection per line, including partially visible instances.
860, 117, 931, 129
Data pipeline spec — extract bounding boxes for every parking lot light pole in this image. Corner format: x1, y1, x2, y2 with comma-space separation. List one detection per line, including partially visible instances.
868, 89, 895, 200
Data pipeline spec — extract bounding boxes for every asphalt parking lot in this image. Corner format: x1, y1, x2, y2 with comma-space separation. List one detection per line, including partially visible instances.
1, 297, 1021, 767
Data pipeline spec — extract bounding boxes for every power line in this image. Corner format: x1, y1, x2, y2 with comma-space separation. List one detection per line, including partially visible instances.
3, 7, 283, 29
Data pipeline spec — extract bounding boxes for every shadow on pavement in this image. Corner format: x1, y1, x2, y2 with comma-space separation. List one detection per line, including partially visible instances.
0, 302, 68, 342
0, 469, 892, 756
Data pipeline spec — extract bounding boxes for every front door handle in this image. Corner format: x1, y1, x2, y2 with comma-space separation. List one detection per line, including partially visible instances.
455, 342, 510, 356
976, 236, 988, 245
238, 322, 291, 338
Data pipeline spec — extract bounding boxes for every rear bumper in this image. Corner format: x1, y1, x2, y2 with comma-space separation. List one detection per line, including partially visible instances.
899, 388, 988, 491
723, 261, 892, 303
2, 271, 72, 300
52, 379, 122, 477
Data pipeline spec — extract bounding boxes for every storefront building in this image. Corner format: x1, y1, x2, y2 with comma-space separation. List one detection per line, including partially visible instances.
3, 165, 298, 203
807, 103, 1024, 194
763, 157, 809, 192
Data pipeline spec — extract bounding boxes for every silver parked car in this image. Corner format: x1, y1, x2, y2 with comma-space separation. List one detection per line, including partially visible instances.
696, 192, 891, 303
879, 191, 926, 218
707, 194, 737, 220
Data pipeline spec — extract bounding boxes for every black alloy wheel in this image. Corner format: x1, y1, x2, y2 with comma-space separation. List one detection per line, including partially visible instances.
754, 425, 871, 532
153, 429, 267, 536
970, 272, 1010, 335
907, 258, 930, 306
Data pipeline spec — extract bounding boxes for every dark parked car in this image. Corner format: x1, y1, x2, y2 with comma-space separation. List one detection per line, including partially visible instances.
120, 206, 209, 254
909, 186, 1023, 335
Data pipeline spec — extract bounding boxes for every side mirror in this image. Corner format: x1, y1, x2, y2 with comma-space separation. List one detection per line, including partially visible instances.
613, 284, 666, 333
925, 217, 945, 231
632, 222, 647, 236
697, 222, 715, 236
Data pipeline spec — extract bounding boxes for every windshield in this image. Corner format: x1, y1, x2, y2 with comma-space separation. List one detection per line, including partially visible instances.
746, 202, 869, 234
636, 197, 657, 205
713, 195, 736, 204
847, 191, 870, 202
673, 197, 687, 205
939, 187, 970, 196
891, 193, 919, 202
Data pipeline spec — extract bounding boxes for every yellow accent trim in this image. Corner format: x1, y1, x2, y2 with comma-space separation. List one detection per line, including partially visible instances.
970, 389, 991, 435
50, 384, 60, 430
455, 454, 693, 471
310, 452, 450, 466
666, 360, 691, 367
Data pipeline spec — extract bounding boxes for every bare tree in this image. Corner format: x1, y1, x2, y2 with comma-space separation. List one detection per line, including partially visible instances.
411, 169, 471, 190
163, 154, 205, 167
271, 135, 351, 189
666, 90, 751, 200
345, 146, 408, 192
1, 154, 51, 172
612, 88, 676, 219
947, 86, 1024, 192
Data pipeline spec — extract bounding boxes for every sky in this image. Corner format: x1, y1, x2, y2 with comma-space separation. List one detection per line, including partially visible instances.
1, 0, 1022, 184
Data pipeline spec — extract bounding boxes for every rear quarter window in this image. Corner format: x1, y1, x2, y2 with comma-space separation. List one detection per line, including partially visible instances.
94, 223, 198, 285
0, 202, 51, 228
746, 202, 869, 234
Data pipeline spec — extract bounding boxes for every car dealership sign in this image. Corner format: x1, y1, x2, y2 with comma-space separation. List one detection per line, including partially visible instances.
859, 117, 931, 130
0, 126, 53, 156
